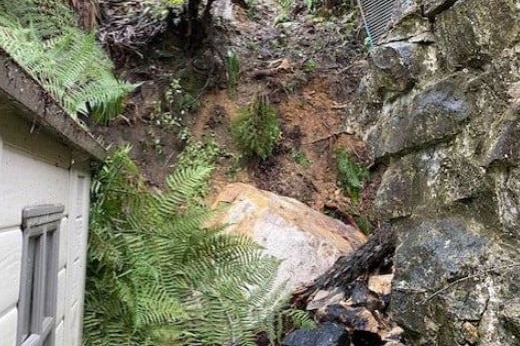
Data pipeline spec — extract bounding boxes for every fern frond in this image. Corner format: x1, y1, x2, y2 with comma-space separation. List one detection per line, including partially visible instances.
86, 148, 287, 346
0, 0, 133, 123
231, 94, 281, 159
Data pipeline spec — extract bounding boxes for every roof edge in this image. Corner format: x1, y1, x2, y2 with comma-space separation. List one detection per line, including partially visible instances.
0, 50, 107, 162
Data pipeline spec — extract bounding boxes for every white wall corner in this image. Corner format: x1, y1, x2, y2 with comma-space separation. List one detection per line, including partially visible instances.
0, 229, 22, 315
0, 135, 3, 180
0, 308, 17, 346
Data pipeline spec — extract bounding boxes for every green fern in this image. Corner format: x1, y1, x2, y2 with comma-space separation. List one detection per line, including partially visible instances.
231, 94, 281, 160
84, 147, 287, 346
335, 148, 369, 201
0, 0, 133, 123
226, 49, 240, 95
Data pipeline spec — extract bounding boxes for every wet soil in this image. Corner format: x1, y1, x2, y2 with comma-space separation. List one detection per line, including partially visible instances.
93, 0, 375, 225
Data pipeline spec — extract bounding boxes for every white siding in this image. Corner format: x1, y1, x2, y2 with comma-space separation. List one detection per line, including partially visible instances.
55, 321, 64, 346
63, 171, 90, 346
0, 229, 22, 345
56, 268, 67, 321
0, 229, 22, 317
0, 309, 17, 346
0, 145, 70, 228
0, 110, 93, 346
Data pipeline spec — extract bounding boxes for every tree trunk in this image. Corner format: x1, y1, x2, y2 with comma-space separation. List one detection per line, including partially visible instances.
68, 0, 99, 29
293, 224, 396, 305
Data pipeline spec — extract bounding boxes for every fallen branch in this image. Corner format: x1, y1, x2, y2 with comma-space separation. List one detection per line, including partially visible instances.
302, 129, 351, 145
248, 68, 281, 79
293, 224, 396, 305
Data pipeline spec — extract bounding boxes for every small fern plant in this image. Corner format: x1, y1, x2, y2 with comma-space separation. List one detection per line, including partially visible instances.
226, 49, 240, 95
335, 148, 369, 201
84, 147, 288, 346
231, 94, 281, 160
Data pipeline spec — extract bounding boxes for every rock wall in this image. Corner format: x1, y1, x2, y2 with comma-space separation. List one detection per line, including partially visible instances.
356, 1, 520, 345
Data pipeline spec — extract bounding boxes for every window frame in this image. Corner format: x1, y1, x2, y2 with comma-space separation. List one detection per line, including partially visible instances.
17, 204, 64, 346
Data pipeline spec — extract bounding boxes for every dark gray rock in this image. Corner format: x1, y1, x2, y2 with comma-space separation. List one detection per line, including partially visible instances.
366, 73, 471, 159
351, 330, 384, 346
501, 300, 520, 337
281, 323, 349, 346
370, 42, 416, 94
435, 0, 519, 70
357, 0, 520, 344
495, 167, 520, 234
373, 155, 416, 219
396, 0, 419, 14
391, 216, 490, 344
482, 117, 520, 167
374, 144, 489, 220
319, 304, 381, 333
381, 14, 431, 44
421, 0, 457, 18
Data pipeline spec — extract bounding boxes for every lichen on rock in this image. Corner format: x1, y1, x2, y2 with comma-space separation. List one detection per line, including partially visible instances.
356, 0, 520, 344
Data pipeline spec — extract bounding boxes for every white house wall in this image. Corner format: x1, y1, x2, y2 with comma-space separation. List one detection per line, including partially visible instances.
0, 110, 92, 346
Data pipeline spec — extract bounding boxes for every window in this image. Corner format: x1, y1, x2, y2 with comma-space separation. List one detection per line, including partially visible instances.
17, 205, 63, 346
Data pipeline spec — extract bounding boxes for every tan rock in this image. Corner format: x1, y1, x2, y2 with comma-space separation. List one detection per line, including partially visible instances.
307, 288, 345, 311
343, 307, 379, 334
382, 326, 404, 341
368, 274, 393, 296
211, 183, 367, 291
384, 342, 406, 346
461, 321, 479, 345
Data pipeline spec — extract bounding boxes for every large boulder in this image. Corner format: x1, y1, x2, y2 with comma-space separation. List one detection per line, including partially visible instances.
211, 183, 367, 291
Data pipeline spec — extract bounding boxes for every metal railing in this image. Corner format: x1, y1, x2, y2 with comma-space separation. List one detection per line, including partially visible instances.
357, 0, 398, 45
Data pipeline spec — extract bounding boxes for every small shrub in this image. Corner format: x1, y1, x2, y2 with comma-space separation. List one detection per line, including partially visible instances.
231, 94, 281, 160
303, 58, 318, 72
304, 0, 315, 12
165, 78, 198, 116
335, 148, 369, 201
354, 215, 372, 235
176, 138, 221, 171
291, 149, 312, 167
277, 0, 294, 12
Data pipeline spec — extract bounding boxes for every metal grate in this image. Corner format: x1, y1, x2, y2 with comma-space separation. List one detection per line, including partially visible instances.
358, 0, 399, 45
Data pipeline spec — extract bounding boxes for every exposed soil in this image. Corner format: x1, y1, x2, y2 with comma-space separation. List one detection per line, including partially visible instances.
93, 0, 375, 224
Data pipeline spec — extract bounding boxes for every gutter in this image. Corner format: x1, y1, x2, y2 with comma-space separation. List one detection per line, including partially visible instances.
0, 50, 107, 162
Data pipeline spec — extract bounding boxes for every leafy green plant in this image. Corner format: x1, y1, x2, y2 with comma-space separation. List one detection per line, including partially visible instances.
274, 0, 294, 24
277, 0, 294, 12
150, 101, 182, 130
175, 138, 222, 171
165, 78, 199, 115
335, 148, 369, 201
291, 149, 312, 167
0, 0, 134, 123
226, 49, 240, 95
84, 147, 288, 346
303, 58, 318, 72
354, 215, 372, 235
304, 0, 316, 12
231, 94, 281, 160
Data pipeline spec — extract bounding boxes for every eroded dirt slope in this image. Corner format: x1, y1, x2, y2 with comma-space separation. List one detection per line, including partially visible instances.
93, 0, 373, 226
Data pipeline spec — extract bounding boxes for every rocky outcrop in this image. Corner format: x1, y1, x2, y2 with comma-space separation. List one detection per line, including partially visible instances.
356, 0, 520, 345
211, 183, 367, 292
